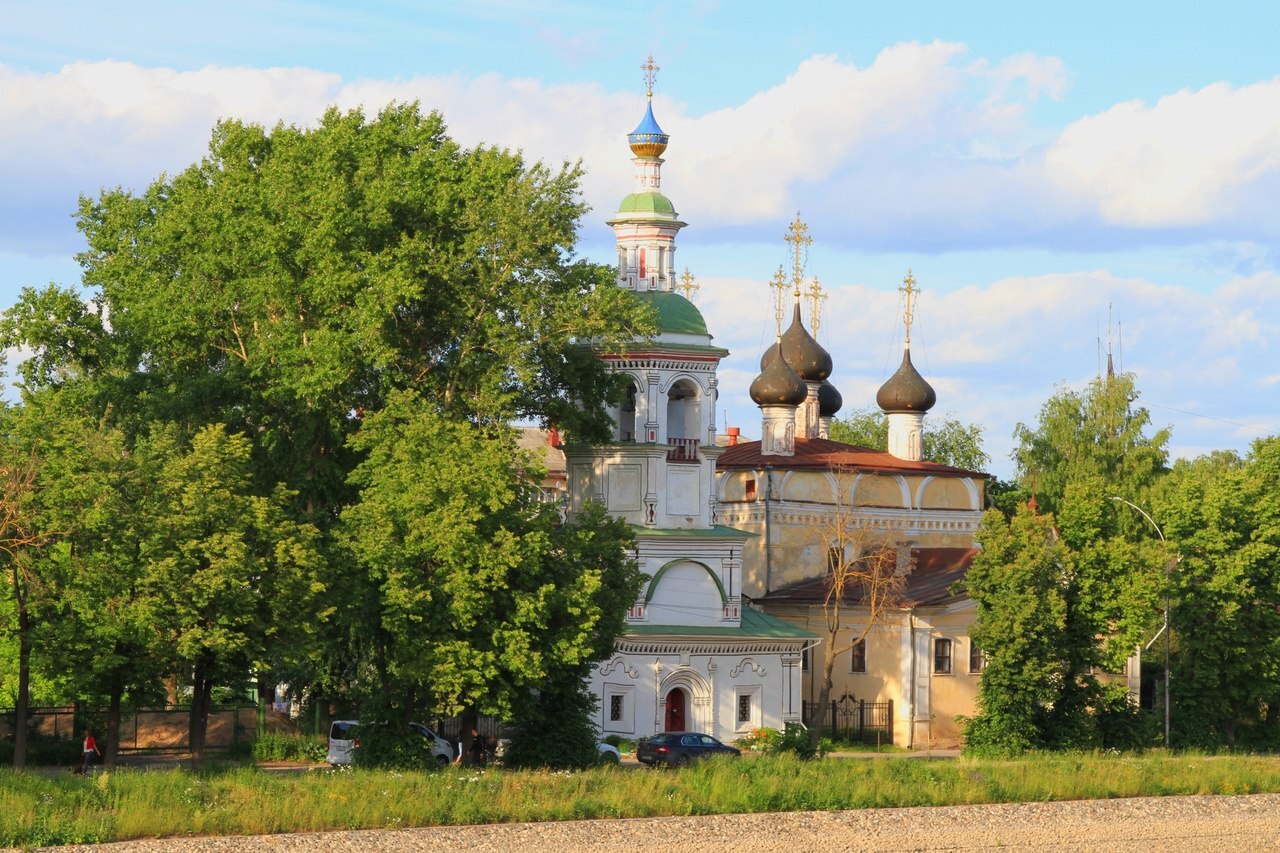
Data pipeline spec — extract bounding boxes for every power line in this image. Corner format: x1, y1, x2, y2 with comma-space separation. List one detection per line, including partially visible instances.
1145, 402, 1270, 434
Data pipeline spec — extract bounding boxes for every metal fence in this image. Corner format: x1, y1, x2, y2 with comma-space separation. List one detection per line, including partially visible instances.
0, 705, 258, 754
802, 695, 893, 745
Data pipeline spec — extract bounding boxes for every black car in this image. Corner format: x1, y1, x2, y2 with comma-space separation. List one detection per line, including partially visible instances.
636, 731, 741, 767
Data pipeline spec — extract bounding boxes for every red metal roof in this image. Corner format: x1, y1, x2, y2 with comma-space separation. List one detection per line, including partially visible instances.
716, 437, 988, 477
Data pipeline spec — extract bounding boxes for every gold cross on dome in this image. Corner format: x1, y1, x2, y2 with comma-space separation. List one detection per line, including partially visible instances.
769, 265, 788, 337
807, 276, 828, 337
900, 269, 919, 347
784, 212, 812, 297
642, 55, 660, 98
678, 267, 700, 302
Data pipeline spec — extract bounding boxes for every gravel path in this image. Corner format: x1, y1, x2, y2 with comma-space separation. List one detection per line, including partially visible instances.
35, 793, 1280, 852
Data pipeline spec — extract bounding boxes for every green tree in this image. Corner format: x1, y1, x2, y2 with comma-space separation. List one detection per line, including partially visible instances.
337, 391, 643, 765
830, 408, 990, 471
1013, 373, 1169, 517
1153, 438, 1280, 748
963, 505, 1086, 752
137, 424, 324, 760
2, 103, 650, 725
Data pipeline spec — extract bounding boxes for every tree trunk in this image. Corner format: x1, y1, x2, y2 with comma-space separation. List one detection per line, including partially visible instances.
13, 582, 30, 769
810, 650, 836, 748
104, 680, 123, 770
459, 706, 480, 767
188, 664, 212, 763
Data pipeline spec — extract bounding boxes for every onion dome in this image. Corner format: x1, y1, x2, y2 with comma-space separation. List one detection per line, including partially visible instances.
779, 302, 832, 381
876, 348, 937, 413
628, 100, 669, 158
750, 348, 807, 406
759, 341, 779, 370
818, 379, 843, 417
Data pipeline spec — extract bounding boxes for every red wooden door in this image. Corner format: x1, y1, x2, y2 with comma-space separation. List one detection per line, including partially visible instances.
664, 688, 686, 731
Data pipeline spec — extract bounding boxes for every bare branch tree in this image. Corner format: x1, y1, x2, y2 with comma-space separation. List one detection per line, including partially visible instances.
808, 465, 907, 746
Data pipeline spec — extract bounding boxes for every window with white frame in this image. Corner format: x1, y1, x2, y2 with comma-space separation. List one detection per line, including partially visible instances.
934, 638, 953, 674
603, 685, 634, 732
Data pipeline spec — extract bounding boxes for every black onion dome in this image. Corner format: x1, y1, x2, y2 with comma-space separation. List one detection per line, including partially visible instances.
779, 302, 832, 381
876, 348, 937, 413
759, 340, 779, 370
818, 379, 843, 417
750, 348, 807, 406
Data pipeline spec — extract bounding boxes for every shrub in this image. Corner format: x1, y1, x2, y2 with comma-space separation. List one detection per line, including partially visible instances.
735, 727, 781, 753
251, 732, 328, 763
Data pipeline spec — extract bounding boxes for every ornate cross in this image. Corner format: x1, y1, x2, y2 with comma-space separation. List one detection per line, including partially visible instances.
678, 267, 700, 302
900, 269, 919, 347
642, 55, 660, 99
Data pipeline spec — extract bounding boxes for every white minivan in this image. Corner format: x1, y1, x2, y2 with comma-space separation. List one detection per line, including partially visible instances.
327, 720, 455, 767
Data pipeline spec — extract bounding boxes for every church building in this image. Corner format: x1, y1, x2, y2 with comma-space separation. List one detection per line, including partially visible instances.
572, 61, 812, 743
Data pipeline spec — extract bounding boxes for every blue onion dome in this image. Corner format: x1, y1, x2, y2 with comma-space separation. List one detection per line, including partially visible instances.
750, 348, 807, 406
818, 379, 843, 417
779, 302, 832, 381
628, 100, 669, 157
876, 348, 937, 413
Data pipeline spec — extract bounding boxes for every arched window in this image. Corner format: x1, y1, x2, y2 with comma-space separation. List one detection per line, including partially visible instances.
666, 378, 701, 461
619, 380, 637, 442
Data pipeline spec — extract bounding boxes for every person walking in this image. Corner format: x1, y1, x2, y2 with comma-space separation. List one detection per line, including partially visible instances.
80, 727, 101, 775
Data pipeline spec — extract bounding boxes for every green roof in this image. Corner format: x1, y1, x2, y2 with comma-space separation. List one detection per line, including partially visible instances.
625, 606, 817, 639
617, 191, 677, 216
631, 524, 756, 539
632, 290, 709, 336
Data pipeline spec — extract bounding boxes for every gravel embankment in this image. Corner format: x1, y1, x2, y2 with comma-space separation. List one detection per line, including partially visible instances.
34, 793, 1280, 852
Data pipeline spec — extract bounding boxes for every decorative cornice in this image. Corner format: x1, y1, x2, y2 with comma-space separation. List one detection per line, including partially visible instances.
717, 501, 983, 534
615, 639, 805, 656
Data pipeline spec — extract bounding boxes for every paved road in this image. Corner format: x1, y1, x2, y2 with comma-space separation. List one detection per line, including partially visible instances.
36, 793, 1280, 852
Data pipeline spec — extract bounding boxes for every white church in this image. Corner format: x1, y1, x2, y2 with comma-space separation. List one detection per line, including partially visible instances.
570, 65, 813, 741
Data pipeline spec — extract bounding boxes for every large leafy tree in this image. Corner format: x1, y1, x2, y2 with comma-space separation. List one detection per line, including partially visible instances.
137, 424, 324, 759
1013, 372, 1169, 517
338, 390, 643, 764
1153, 438, 1280, 748
2, 103, 650, 731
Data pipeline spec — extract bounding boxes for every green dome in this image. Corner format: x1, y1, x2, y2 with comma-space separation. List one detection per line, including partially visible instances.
617, 191, 677, 216
633, 290, 708, 336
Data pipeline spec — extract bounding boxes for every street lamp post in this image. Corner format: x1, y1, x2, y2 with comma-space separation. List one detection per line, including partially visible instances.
1110, 496, 1174, 748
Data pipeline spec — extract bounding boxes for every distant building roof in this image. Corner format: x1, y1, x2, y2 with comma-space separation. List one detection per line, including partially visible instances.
516, 427, 566, 475
758, 547, 979, 608
717, 437, 988, 477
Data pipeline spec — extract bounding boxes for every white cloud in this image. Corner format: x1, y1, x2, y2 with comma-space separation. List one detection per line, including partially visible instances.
1042, 78, 1280, 230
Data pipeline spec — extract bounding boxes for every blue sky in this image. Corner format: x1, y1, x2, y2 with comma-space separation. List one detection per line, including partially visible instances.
2, 1, 1277, 476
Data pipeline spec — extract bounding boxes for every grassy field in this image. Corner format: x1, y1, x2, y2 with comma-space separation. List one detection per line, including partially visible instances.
3, 752, 1279, 848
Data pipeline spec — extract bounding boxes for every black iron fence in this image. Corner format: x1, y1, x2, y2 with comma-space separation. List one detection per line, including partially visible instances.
802, 695, 893, 745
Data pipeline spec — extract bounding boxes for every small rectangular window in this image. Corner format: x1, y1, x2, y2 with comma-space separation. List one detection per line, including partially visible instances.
969, 643, 986, 674
801, 646, 809, 672
609, 694, 624, 722
827, 547, 843, 573
737, 694, 752, 724
849, 639, 866, 673
934, 638, 953, 674
745, 478, 758, 501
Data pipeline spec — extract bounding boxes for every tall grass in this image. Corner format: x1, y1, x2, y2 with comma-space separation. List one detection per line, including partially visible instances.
2, 752, 1279, 847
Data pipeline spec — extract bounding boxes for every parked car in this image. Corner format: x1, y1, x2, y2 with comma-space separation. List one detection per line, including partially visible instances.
636, 731, 740, 767
490, 737, 623, 766
327, 720, 455, 767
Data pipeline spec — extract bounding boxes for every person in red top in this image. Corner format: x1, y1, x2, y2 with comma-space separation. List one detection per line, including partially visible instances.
80, 727, 100, 774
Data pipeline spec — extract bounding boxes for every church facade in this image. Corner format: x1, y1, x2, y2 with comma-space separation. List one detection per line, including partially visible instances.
571, 65, 812, 744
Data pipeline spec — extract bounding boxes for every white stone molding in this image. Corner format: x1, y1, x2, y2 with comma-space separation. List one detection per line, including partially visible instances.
598, 656, 640, 679
730, 657, 767, 678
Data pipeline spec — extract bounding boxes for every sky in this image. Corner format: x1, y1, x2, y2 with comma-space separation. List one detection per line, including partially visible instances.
1, 0, 1278, 478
